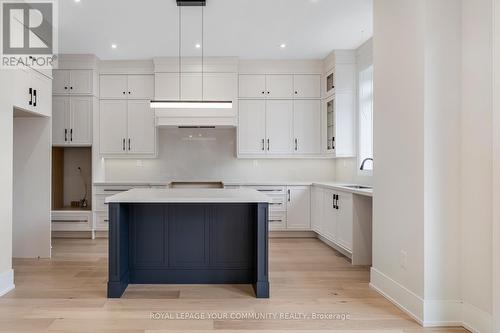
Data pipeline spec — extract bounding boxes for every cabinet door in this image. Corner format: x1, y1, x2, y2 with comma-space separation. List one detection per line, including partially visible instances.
335, 92, 356, 157
335, 63, 356, 92
322, 190, 337, 242
311, 186, 324, 233
31, 70, 52, 117
286, 186, 311, 230
70, 70, 93, 95
52, 96, 70, 145
127, 100, 156, 155
12, 68, 33, 111
266, 75, 293, 98
70, 97, 92, 145
293, 100, 321, 155
155, 73, 179, 100
203, 73, 236, 101
293, 74, 321, 98
52, 70, 70, 95
238, 100, 266, 155
181, 73, 202, 100
336, 192, 353, 251
266, 100, 293, 155
239, 74, 266, 98
128, 75, 154, 99
100, 75, 128, 99
99, 100, 128, 154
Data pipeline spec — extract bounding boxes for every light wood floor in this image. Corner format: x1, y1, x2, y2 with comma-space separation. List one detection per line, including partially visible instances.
2, 238, 467, 333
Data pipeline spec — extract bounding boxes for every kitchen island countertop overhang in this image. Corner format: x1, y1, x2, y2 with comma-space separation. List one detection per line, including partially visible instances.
106, 188, 271, 299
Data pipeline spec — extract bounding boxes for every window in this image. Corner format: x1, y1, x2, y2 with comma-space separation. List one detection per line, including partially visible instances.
358, 65, 373, 173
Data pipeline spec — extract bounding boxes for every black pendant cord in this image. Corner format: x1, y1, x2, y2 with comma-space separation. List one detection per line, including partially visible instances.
179, 6, 182, 100
201, 6, 204, 101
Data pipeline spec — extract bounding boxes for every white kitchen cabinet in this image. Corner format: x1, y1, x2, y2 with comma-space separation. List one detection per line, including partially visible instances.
13, 68, 52, 117
100, 74, 153, 99
322, 189, 338, 242
99, 100, 128, 154
52, 96, 92, 146
239, 74, 266, 98
99, 100, 156, 157
266, 100, 293, 155
203, 73, 237, 101
53, 70, 93, 95
334, 63, 356, 92
100, 75, 128, 99
52, 97, 70, 145
127, 100, 156, 155
266, 75, 293, 98
293, 100, 321, 155
155, 73, 179, 100
238, 100, 266, 155
294, 75, 321, 98
180, 73, 202, 100
336, 191, 353, 251
127, 75, 154, 99
324, 93, 355, 157
286, 186, 311, 230
311, 186, 324, 233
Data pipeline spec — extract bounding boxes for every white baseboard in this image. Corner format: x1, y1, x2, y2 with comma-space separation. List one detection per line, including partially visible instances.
423, 299, 463, 327
462, 302, 493, 333
370, 267, 424, 324
370, 268, 493, 332
0, 269, 15, 297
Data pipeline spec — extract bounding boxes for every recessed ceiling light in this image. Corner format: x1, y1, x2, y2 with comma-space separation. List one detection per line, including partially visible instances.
74, 0, 81, 2
195, 43, 201, 49
111, 44, 117, 49
280, 43, 287, 48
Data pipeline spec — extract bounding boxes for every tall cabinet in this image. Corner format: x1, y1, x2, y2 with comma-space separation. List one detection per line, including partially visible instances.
238, 73, 322, 158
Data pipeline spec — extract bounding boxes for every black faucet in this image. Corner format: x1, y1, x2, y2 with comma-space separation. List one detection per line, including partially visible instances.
360, 158, 373, 170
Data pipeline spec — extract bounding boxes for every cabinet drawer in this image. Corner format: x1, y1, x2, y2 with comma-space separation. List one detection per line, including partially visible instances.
268, 211, 287, 230
95, 194, 109, 212
250, 185, 286, 195
268, 195, 286, 211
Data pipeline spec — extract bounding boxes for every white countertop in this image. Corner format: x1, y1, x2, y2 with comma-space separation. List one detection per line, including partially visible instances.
312, 182, 373, 197
94, 181, 168, 187
105, 188, 272, 204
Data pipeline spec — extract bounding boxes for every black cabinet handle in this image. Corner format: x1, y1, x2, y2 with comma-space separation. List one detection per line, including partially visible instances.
122, 138, 126, 151
64, 86, 68, 90
332, 137, 335, 150
122, 91, 126, 95
29, 88, 32, 105
261, 139, 265, 151
128, 91, 131, 95
267, 91, 270, 95
294, 91, 298, 95
294, 138, 298, 151
267, 139, 270, 151
64, 129, 67, 142
70, 129, 73, 142
70, 86, 73, 90
33, 89, 37, 107
287, 189, 291, 202
128, 138, 131, 151
261, 91, 265, 95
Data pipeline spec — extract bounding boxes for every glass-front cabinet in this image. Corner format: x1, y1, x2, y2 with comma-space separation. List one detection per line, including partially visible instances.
326, 98, 335, 152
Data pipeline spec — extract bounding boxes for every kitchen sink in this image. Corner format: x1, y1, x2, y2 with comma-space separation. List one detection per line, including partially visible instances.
341, 185, 373, 190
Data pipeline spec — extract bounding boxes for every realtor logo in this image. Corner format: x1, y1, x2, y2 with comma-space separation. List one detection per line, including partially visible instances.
1, 0, 58, 69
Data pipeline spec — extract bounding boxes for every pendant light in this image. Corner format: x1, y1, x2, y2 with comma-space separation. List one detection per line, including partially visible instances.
150, 0, 232, 109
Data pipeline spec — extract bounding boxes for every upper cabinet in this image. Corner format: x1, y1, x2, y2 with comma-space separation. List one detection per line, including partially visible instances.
13, 67, 52, 117
154, 72, 237, 101
100, 75, 154, 99
53, 70, 94, 95
239, 74, 321, 99
52, 96, 92, 146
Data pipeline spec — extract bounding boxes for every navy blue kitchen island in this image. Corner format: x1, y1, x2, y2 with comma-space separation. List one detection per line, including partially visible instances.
105, 188, 270, 298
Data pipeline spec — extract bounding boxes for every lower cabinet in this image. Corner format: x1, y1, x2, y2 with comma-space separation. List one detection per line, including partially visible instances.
312, 186, 354, 253
286, 186, 311, 230
51, 211, 92, 232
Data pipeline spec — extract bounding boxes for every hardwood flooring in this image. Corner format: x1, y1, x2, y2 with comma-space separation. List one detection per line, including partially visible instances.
1, 238, 468, 333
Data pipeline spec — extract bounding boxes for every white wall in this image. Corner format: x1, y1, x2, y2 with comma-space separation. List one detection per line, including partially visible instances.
104, 128, 337, 182
0, 71, 14, 296
13, 115, 52, 258
371, 0, 426, 320
461, 0, 494, 331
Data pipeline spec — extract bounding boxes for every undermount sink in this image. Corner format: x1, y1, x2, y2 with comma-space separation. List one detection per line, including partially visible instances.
341, 185, 373, 190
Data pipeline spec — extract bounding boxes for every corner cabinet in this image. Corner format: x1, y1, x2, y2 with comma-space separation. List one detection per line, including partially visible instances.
99, 100, 156, 157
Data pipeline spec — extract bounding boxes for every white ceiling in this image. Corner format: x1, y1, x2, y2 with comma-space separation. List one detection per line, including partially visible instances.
59, 0, 372, 60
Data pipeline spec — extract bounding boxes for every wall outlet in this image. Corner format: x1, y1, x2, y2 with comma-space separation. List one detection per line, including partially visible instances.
400, 250, 408, 270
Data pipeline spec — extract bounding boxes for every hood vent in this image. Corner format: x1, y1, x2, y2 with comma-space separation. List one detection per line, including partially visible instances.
155, 108, 237, 128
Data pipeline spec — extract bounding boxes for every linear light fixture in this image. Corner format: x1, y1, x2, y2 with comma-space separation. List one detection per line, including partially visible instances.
150, 100, 232, 109
151, 0, 232, 110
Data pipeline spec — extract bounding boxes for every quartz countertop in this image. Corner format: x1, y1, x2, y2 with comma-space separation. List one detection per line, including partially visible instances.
105, 188, 272, 204
312, 182, 373, 197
